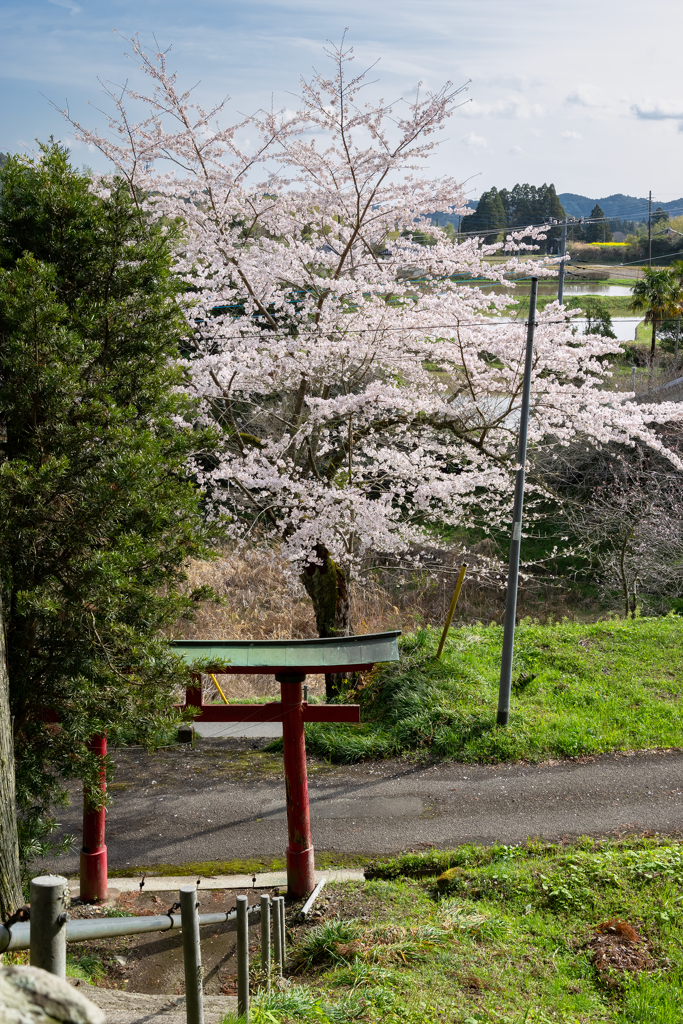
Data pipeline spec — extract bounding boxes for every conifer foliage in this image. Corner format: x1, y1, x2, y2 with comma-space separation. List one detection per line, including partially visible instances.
0, 145, 216, 909
467, 183, 565, 251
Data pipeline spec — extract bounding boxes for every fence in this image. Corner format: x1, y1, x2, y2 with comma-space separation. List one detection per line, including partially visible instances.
0, 875, 292, 1023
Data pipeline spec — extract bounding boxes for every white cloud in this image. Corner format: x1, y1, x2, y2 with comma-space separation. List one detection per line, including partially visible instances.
631, 102, 683, 120
561, 130, 582, 140
509, 145, 524, 155
461, 132, 487, 148
565, 87, 600, 108
458, 97, 544, 119
48, 0, 82, 13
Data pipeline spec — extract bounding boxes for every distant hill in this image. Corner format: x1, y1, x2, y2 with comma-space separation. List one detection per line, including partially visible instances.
559, 193, 683, 222
428, 202, 477, 228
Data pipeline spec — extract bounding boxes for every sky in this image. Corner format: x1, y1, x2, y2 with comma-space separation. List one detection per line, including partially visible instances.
1, 0, 682, 206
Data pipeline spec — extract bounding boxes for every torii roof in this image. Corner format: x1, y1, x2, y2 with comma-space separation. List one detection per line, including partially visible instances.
170, 631, 401, 674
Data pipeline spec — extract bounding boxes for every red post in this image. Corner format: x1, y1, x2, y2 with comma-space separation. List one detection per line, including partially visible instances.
277, 672, 315, 898
79, 734, 108, 903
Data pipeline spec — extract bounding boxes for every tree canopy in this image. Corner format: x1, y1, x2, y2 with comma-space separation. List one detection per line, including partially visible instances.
584, 203, 613, 244
0, 145, 217, 913
467, 183, 565, 252
465, 187, 507, 243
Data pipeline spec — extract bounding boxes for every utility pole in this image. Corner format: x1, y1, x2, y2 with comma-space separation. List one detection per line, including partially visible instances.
497, 278, 538, 727
648, 191, 652, 266
557, 217, 567, 304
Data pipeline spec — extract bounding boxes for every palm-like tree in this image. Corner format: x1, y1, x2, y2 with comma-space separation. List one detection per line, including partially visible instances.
630, 267, 681, 364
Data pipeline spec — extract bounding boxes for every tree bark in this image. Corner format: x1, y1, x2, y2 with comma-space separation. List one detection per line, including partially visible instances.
0, 591, 23, 920
300, 543, 352, 700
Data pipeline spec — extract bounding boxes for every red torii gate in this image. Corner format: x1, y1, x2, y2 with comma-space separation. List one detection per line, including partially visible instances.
79, 632, 400, 902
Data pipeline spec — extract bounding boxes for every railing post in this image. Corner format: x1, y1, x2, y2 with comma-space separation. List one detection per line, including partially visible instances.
80, 734, 108, 903
260, 894, 271, 991
237, 895, 249, 1020
30, 875, 69, 978
272, 896, 285, 969
180, 885, 204, 1024
279, 897, 286, 968
272, 894, 282, 977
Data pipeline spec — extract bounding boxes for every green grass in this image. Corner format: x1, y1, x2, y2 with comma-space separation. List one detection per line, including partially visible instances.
221, 838, 683, 1024
298, 618, 683, 764
635, 321, 652, 344
107, 851, 368, 878
65, 951, 108, 983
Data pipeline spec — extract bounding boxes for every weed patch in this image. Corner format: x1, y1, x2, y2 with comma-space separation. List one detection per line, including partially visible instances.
242, 838, 683, 1023
302, 619, 683, 764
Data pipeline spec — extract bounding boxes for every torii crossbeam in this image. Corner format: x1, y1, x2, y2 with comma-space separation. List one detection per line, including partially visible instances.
172, 632, 401, 897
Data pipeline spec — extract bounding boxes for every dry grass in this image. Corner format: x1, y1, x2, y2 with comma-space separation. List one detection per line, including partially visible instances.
173, 544, 600, 702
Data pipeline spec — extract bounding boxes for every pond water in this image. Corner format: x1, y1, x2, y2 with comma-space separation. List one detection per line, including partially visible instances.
610, 318, 640, 342
563, 283, 633, 296
475, 282, 632, 298
488, 315, 640, 343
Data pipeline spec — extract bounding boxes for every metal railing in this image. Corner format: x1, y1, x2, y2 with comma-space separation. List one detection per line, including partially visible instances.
0, 874, 297, 1023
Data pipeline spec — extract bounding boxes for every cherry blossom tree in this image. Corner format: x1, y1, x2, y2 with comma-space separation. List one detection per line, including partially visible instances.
63, 37, 683, 684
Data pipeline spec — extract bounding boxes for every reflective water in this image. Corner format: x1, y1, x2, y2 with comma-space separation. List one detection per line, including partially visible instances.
489, 314, 640, 343
610, 318, 640, 342
476, 282, 632, 297
563, 283, 633, 296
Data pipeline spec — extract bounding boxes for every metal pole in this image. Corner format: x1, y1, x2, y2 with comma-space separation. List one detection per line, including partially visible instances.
3, 904, 262, 952
260, 894, 271, 991
648, 191, 652, 266
436, 564, 467, 658
180, 885, 204, 1024
276, 672, 315, 897
80, 733, 108, 903
237, 895, 249, 1020
279, 897, 286, 967
558, 217, 567, 304
272, 894, 282, 977
30, 875, 69, 978
497, 277, 538, 727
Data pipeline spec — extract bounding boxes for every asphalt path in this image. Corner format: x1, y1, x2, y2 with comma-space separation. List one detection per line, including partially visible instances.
47, 747, 683, 873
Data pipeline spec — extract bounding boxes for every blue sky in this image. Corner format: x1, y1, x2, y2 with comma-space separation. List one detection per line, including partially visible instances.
1, 0, 681, 205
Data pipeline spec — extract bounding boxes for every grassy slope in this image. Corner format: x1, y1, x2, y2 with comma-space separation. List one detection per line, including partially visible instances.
302, 619, 683, 764
228, 838, 683, 1024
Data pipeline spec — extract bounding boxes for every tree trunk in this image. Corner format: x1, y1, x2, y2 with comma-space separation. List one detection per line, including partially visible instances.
651, 318, 657, 362
301, 544, 352, 700
0, 591, 23, 920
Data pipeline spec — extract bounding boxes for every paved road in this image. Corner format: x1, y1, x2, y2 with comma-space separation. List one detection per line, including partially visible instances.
47, 747, 683, 873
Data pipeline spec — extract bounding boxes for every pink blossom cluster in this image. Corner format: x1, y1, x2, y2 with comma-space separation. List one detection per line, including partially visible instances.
64, 37, 683, 579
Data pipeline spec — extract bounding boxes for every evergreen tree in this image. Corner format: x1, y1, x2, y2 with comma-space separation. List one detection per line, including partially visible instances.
466, 187, 507, 242
585, 204, 613, 243
0, 145, 217, 916
498, 183, 565, 252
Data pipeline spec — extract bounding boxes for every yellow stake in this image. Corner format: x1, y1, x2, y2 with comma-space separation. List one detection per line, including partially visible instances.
210, 672, 230, 705
436, 564, 468, 659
